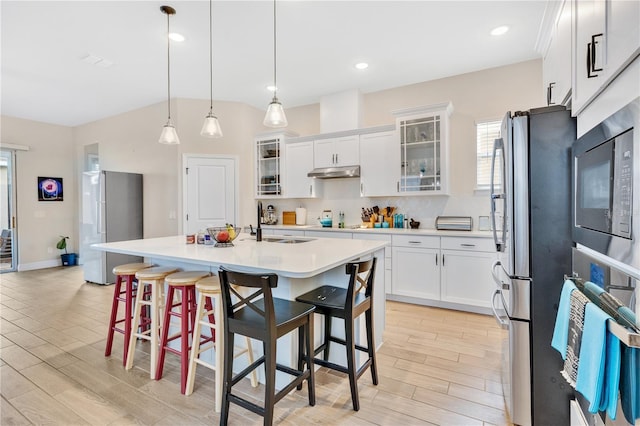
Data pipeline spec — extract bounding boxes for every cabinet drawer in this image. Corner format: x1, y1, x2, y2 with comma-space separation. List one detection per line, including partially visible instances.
441, 237, 494, 252
305, 230, 352, 239
392, 234, 439, 249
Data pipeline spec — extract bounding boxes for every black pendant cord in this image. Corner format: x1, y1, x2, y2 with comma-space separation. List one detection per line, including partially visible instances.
208, 0, 213, 112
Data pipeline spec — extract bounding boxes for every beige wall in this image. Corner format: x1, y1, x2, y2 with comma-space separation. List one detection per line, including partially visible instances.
2, 58, 543, 269
272, 59, 544, 227
1, 116, 76, 269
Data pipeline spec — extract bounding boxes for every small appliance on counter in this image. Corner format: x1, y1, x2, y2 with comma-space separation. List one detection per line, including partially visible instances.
320, 210, 332, 227
435, 216, 472, 231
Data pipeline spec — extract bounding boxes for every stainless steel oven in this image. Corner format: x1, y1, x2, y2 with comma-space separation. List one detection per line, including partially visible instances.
573, 98, 640, 269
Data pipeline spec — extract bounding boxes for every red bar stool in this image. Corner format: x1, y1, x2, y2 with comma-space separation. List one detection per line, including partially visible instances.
156, 270, 211, 394
125, 266, 179, 378
185, 275, 258, 411
105, 262, 154, 366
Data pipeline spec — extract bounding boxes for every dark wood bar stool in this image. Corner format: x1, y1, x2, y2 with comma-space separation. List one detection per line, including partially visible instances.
218, 267, 316, 426
155, 270, 211, 394
295, 258, 378, 411
105, 262, 154, 366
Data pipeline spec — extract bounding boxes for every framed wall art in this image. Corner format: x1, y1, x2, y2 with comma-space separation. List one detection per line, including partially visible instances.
38, 177, 63, 201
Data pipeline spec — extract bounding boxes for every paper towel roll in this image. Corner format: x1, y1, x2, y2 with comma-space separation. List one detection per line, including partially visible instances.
295, 207, 307, 225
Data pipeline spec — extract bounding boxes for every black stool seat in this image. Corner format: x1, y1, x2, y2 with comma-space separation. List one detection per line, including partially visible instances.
218, 267, 316, 426
295, 258, 378, 411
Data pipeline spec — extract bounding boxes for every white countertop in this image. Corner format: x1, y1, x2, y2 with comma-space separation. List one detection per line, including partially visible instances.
92, 235, 387, 279
262, 224, 494, 238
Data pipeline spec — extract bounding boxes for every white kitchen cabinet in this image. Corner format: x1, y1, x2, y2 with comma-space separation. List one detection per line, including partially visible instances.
440, 249, 494, 308
391, 235, 440, 300
284, 141, 321, 198
541, 0, 572, 106
255, 131, 297, 199
572, 0, 640, 114
359, 131, 400, 197
393, 102, 453, 195
313, 135, 360, 168
390, 234, 495, 312
354, 233, 392, 294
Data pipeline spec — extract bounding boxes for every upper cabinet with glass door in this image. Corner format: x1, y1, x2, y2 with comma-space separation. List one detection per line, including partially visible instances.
255, 132, 297, 198
393, 102, 453, 194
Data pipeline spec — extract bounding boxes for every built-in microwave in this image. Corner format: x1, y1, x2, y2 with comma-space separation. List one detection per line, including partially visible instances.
572, 98, 640, 269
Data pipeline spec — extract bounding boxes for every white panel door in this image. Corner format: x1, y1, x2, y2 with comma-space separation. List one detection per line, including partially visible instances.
183, 156, 237, 235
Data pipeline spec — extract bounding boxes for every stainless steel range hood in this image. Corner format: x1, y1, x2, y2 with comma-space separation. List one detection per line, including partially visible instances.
307, 165, 360, 179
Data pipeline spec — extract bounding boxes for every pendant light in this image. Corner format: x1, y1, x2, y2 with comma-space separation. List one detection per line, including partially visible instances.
200, 0, 223, 138
159, 5, 180, 145
263, 0, 288, 128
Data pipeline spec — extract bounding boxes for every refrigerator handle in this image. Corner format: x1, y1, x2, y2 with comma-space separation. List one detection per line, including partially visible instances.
491, 260, 510, 290
491, 288, 509, 329
97, 200, 103, 235
490, 137, 507, 252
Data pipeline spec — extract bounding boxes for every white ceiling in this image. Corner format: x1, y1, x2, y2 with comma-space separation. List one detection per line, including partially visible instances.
1, 1, 548, 127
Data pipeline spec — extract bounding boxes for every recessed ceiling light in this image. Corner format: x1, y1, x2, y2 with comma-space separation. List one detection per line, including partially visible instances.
266, 85, 277, 92
490, 26, 509, 36
355, 62, 369, 70
169, 32, 185, 42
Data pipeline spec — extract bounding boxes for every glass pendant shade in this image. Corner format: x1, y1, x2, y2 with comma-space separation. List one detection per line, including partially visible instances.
201, 112, 223, 138
159, 5, 179, 145
263, 97, 288, 128
159, 121, 180, 144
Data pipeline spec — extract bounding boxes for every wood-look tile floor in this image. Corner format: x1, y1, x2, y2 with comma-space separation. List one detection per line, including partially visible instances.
1, 267, 511, 425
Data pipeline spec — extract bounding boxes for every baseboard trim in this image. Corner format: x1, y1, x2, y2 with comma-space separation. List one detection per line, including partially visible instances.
18, 259, 61, 271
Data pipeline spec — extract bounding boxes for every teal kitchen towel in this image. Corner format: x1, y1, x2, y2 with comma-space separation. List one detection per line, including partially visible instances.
621, 345, 640, 424
551, 279, 577, 359
575, 303, 621, 417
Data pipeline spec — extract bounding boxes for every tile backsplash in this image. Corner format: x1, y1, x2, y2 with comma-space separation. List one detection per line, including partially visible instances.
260, 179, 491, 230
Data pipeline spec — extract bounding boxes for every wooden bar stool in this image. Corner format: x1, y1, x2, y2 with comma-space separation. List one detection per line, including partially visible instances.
125, 266, 179, 378
185, 275, 258, 412
295, 258, 378, 411
156, 270, 211, 394
105, 262, 154, 366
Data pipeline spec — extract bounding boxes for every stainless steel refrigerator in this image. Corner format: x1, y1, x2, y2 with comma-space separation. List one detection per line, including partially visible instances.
81, 171, 143, 284
490, 106, 576, 425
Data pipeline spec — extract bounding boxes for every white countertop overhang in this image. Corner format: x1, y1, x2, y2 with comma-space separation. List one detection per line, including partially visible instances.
92, 235, 388, 279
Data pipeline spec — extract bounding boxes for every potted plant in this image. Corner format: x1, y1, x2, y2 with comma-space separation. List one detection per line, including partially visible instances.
56, 235, 77, 266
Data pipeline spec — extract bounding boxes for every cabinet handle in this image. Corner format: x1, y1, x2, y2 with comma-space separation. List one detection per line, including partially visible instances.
435, 254, 438, 265
461, 243, 476, 247
336, 153, 339, 164
547, 82, 555, 106
442, 254, 445, 266
397, 181, 400, 192
360, 182, 364, 196
587, 33, 603, 78
408, 241, 422, 244
309, 184, 312, 196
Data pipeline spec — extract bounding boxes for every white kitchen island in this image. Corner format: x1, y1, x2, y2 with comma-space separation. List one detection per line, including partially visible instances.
92, 234, 387, 389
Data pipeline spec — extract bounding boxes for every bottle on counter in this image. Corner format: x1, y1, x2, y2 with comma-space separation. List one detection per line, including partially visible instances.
338, 211, 345, 228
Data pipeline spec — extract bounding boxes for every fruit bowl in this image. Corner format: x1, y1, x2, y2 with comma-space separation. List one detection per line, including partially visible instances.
207, 227, 240, 247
